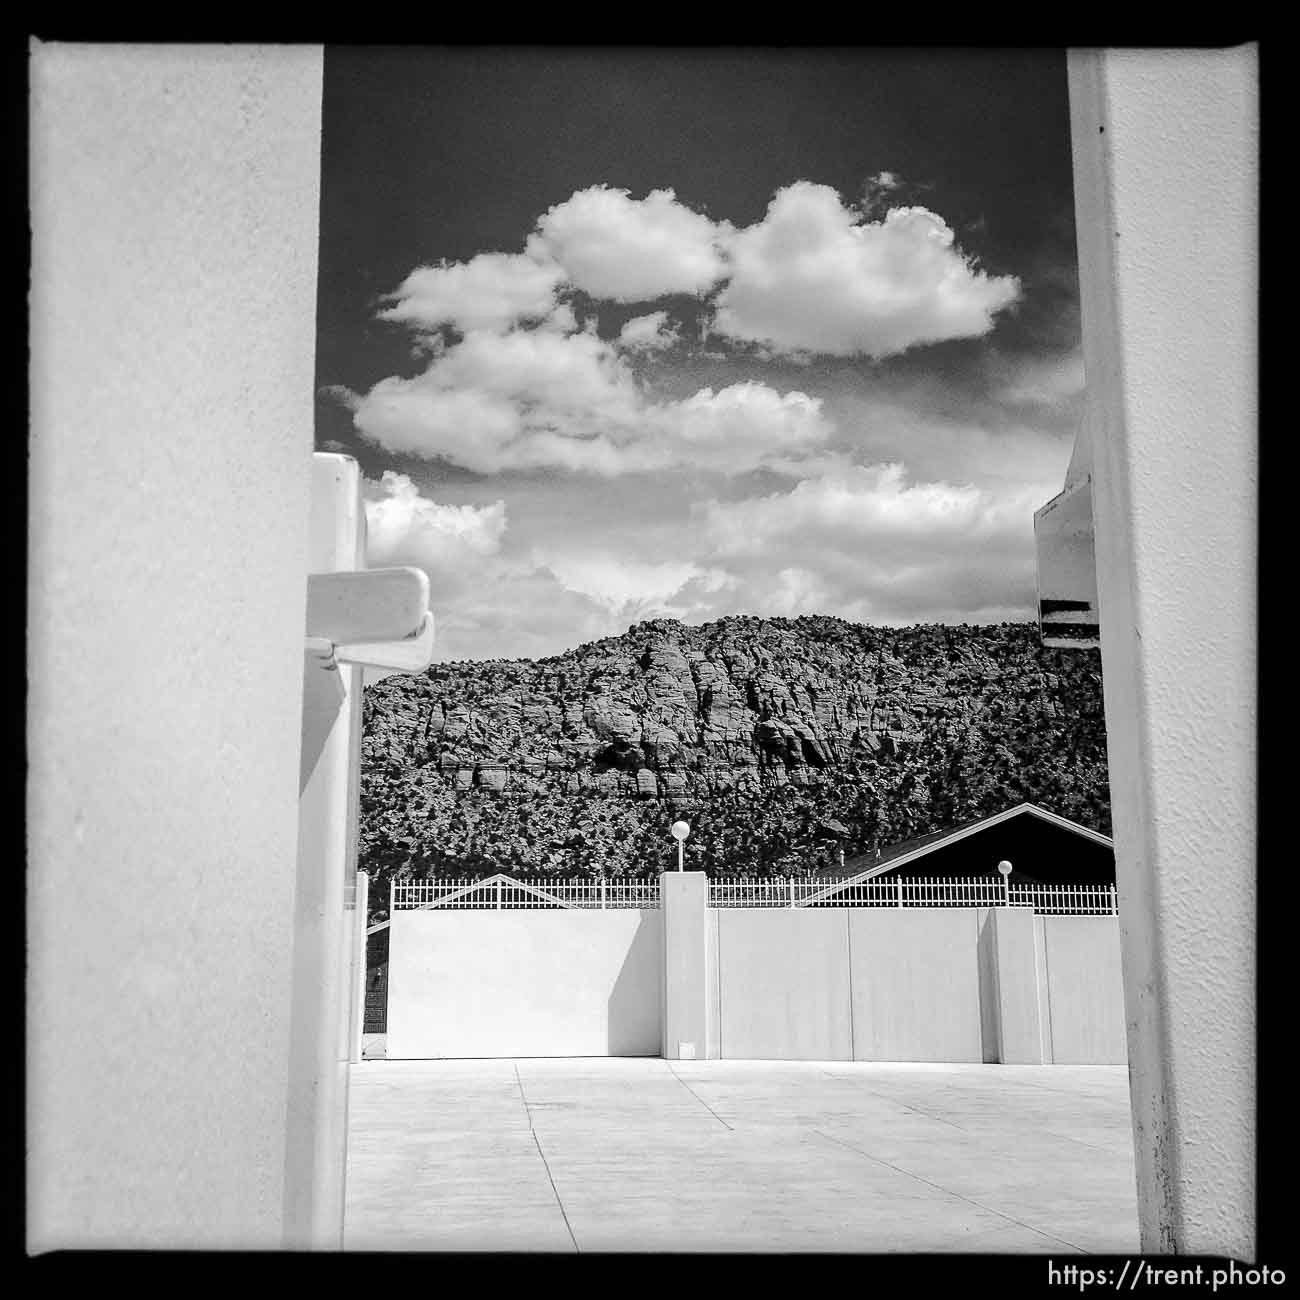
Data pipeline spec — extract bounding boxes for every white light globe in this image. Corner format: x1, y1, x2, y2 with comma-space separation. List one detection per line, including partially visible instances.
670, 821, 691, 842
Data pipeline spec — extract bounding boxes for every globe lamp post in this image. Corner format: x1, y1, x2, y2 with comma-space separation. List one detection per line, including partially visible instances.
670, 820, 690, 872
997, 859, 1013, 906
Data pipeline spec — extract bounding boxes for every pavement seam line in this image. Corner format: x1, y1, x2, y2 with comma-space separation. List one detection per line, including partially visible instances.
515, 1066, 580, 1254
864, 1086, 1123, 1158
815, 1076, 1120, 1157
819, 1077, 971, 1133
811, 1127, 1088, 1254
531, 1128, 580, 1255
664, 1061, 734, 1130
513, 1064, 533, 1128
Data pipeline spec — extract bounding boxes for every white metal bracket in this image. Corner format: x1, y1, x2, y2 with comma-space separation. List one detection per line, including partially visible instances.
300, 565, 436, 790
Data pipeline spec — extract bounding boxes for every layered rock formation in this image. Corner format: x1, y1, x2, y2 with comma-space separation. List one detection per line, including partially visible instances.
360, 615, 1109, 894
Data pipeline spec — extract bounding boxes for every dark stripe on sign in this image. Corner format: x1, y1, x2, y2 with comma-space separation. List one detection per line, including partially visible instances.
1043, 623, 1101, 641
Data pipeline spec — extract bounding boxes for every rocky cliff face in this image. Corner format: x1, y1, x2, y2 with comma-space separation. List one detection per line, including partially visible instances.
360, 615, 1109, 895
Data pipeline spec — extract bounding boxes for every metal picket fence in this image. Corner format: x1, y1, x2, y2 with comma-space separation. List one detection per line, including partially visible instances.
388, 873, 1116, 915
391, 873, 661, 911
1019, 882, 1119, 914
709, 876, 1118, 915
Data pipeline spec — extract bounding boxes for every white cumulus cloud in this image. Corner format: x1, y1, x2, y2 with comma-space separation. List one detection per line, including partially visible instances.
354, 382, 524, 470
363, 472, 507, 574
652, 382, 831, 472
693, 462, 1048, 626
713, 182, 1020, 358
993, 351, 1086, 407
617, 311, 680, 351
763, 567, 834, 618
528, 185, 729, 302
377, 252, 566, 335
352, 328, 832, 477
357, 478, 742, 662
340, 176, 1052, 654
703, 463, 1036, 558
540, 553, 732, 616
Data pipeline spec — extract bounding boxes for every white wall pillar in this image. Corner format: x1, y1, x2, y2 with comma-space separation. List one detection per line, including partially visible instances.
1068, 47, 1257, 1259
28, 43, 324, 1250
351, 872, 370, 1064
660, 873, 710, 1060
988, 907, 1046, 1065
283, 455, 365, 1248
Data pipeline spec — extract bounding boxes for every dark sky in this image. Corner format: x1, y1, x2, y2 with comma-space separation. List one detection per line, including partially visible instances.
314, 48, 1082, 662
317, 47, 1076, 443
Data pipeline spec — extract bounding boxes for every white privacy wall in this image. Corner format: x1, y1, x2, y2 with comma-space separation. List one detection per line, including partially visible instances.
1039, 915, 1127, 1065
387, 911, 663, 1059
390, 886, 1126, 1067
28, 44, 323, 1250
712, 906, 1120, 1064
848, 909, 986, 1063
1068, 48, 1257, 1258
715, 910, 853, 1061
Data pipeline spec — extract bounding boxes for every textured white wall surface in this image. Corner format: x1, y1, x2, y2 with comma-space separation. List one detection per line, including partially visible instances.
351, 872, 370, 1064
28, 44, 324, 1249
387, 911, 663, 1059
848, 909, 984, 1062
711, 906, 1120, 1064
1040, 916, 1127, 1064
384, 899, 1121, 1065
989, 907, 1048, 1064
283, 455, 365, 1248
662, 871, 710, 1060
1069, 47, 1257, 1258
716, 910, 853, 1060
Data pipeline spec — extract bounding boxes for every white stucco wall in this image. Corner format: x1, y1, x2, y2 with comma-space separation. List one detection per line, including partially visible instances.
1040, 915, 1127, 1064
715, 910, 853, 1061
384, 898, 1122, 1068
662, 871, 710, 1059
387, 911, 663, 1059
848, 909, 984, 1063
28, 44, 324, 1250
989, 906, 1049, 1064
1069, 47, 1257, 1258
706, 905, 721, 1059
709, 906, 1120, 1065
282, 455, 365, 1248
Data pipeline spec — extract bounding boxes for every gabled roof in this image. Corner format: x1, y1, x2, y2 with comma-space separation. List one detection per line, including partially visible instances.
816, 803, 1112, 887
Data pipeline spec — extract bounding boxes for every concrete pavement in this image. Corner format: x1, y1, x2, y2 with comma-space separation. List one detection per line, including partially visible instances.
344, 1057, 1139, 1254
